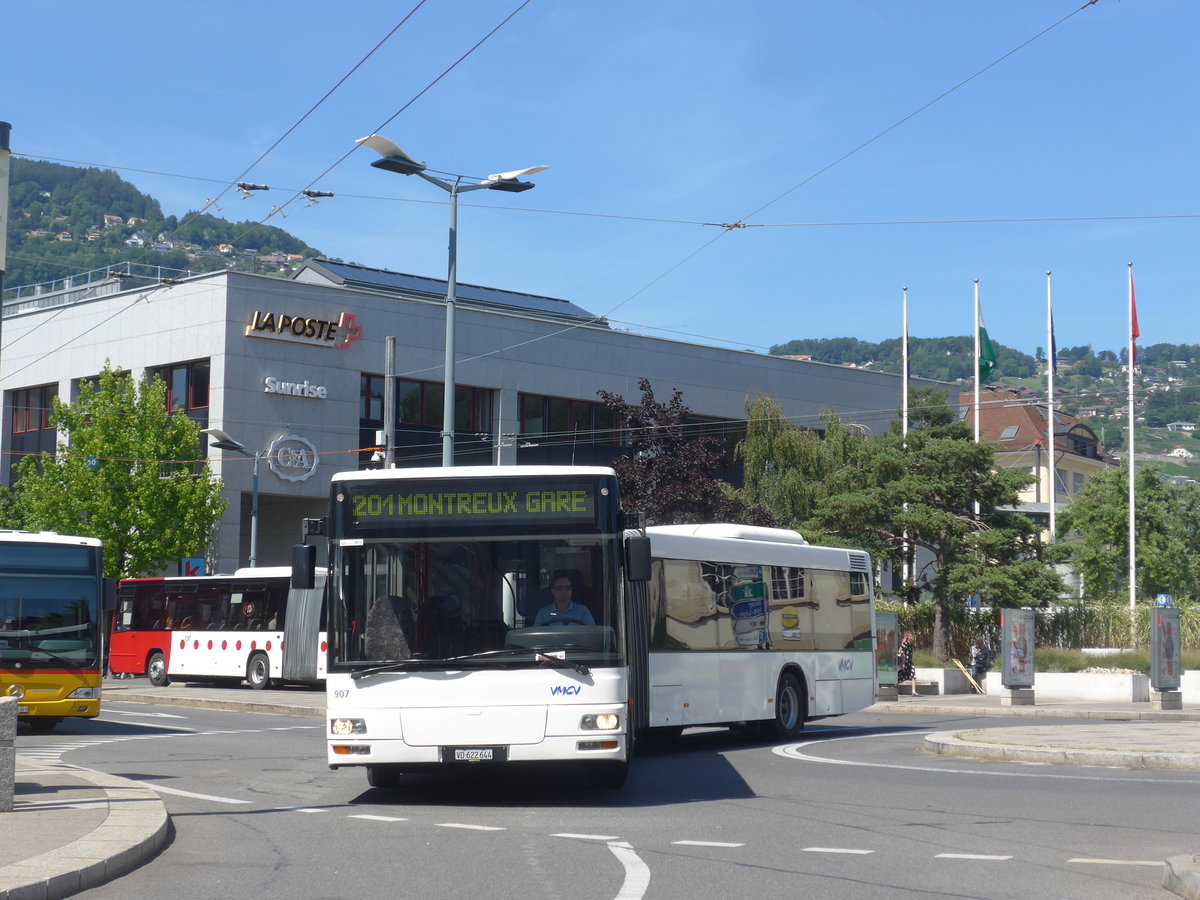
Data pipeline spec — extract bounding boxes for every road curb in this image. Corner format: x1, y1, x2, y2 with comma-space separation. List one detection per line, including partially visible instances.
924, 730, 1200, 771
870, 701, 1200, 722
1164, 853, 1200, 900
112, 691, 323, 719
0, 760, 168, 900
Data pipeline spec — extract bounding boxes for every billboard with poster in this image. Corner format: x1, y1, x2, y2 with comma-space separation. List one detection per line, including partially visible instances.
1000, 608, 1035, 688
875, 610, 898, 686
1151, 606, 1181, 691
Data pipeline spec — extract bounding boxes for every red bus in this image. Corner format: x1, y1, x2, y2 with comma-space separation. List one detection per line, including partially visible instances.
110, 567, 326, 689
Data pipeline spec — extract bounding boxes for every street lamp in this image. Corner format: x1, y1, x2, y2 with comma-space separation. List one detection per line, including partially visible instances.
202, 428, 263, 568
356, 134, 547, 467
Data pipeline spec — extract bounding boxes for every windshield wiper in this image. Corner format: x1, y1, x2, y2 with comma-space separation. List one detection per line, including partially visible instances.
350, 659, 441, 681
351, 647, 594, 681
447, 647, 592, 677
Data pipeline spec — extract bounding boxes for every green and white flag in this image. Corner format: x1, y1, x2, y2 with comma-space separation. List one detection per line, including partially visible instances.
977, 311, 997, 382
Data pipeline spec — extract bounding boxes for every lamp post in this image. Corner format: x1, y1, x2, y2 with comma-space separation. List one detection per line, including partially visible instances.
356, 134, 546, 467
202, 428, 263, 568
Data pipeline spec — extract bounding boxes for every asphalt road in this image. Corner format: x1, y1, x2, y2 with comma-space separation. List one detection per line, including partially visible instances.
16, 702, 1196, 899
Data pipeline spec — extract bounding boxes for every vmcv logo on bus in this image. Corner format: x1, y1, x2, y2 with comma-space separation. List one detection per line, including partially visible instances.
838, 658, 854, 673
550, 685, 583, 696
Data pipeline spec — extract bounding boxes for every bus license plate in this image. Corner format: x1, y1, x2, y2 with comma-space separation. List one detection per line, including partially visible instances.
17, 706, 28, 714
442, 746, 507, 763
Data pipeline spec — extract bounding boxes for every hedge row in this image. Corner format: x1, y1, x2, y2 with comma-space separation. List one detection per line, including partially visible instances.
876, 599, 1199, 660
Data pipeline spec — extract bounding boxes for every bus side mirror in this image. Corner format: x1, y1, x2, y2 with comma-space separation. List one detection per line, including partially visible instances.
624, 535, 651, 583
292, 544, 316, 590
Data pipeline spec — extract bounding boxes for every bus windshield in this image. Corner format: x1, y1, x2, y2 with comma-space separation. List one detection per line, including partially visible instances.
0, 546, 99, 667
331, 534, 623, 669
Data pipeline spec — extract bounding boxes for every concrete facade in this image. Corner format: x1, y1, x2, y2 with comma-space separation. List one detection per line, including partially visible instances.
2, 261, 916, 575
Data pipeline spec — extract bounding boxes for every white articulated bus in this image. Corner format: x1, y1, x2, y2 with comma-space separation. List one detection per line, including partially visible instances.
305, 465, 877, 790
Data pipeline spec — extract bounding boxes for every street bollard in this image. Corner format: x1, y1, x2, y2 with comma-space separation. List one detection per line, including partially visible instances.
0, 696, 15, 812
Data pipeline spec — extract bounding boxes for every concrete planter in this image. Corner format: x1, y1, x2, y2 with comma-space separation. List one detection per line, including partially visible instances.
983, 671, 1149, 701
914, 667, 976, 695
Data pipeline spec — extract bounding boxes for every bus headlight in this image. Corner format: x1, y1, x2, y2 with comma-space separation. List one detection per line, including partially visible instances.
581, 713, 620, 731
67, 688, 99, 700
331, 718, 367, 735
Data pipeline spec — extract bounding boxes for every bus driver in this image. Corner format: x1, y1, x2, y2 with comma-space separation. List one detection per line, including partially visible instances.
534, 573, 595, 627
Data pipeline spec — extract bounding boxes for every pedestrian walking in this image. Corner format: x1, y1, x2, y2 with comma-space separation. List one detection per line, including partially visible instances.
897, 631, 917, 695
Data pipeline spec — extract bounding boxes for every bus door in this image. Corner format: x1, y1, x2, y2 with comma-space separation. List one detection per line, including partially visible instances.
282, 574, 326, 682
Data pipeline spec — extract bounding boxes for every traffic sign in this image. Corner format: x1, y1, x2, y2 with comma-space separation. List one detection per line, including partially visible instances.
181, 557, 205, 577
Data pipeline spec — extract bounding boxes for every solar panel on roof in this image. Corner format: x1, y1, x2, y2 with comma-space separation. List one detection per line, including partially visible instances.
298, 258, 603, 324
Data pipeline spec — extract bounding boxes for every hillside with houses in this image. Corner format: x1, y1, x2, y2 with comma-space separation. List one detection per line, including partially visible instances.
771, 337, 1200, 476
3, 159, 324, 288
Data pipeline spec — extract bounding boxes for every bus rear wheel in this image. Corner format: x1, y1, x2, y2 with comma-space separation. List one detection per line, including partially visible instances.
147, 652, 169, 687
763, 671, 806, 741
246, 652, 271, 690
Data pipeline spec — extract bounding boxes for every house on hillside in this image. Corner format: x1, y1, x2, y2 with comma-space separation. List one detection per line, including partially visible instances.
1167, 422, 1196, 432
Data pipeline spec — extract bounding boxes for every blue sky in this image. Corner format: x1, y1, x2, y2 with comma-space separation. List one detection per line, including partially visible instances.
4, 1, 1196, 359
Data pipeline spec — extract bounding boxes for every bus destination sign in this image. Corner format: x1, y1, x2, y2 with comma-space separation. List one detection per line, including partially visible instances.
341, 478, 609, 534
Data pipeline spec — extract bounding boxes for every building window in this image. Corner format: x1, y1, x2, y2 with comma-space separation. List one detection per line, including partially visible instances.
518, 394, 621, 445
147, 360, 210, 412
11, 386, 55, 434
359, 375, 494, 467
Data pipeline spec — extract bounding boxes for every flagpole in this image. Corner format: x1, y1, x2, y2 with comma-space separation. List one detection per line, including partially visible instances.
902, 287, 911, 591
973, 280, 981, 445
1047, 271, 1056, 543
902, 287, 909, 442
1127, 262, 1137, 611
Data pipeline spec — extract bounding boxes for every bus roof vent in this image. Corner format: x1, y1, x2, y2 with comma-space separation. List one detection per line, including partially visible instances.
648, 524, 807, 545
848, 553, 871, 572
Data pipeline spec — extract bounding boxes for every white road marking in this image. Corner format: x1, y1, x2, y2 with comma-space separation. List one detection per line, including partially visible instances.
802, 847, 873, 855
672, 840, 744, 848
437, 822, 505, 831
553, 832, 622, 841
608, 841, 651, 900
1068, 858, 1163, 867
141, 783, 252, 804
937, 853, 1013, 861
292, 807, 329, 813
105, 708, 188, 719
349, 814, 408, 822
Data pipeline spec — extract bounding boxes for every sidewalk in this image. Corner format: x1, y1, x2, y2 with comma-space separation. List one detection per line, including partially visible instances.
0, 756, 167, 900
4, 680, 1198, 899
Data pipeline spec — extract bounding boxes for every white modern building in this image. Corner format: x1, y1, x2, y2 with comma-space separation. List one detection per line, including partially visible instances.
3, 259, 917, 575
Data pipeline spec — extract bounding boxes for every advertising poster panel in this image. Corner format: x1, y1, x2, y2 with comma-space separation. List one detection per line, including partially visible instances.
875, 610, 898, 687
1000, 608, 1035, 688
1150, 606, 1181, 691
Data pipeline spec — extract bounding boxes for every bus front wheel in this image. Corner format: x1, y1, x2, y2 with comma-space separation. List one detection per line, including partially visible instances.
246, 652, 271, 690
147, 652, 169, 687
367, 766, 401, 789
27, 717, 60, 733
765, 671, 806, 741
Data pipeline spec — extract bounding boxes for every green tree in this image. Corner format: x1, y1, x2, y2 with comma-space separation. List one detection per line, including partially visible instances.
738, 389, 1064, 659
4, 365, 227, 579
1057, 464, 1200, 601
736, 394, 864, 529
